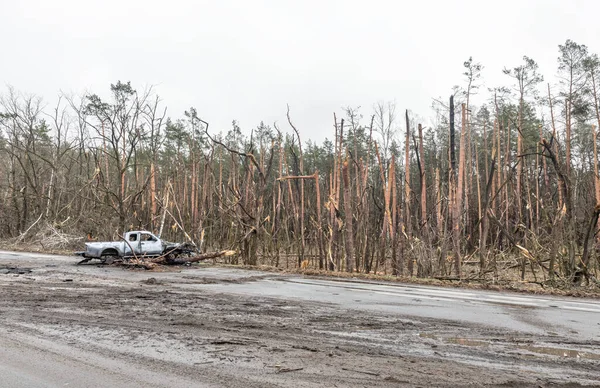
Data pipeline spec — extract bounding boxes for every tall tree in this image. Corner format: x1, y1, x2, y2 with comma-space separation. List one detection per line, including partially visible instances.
503, 56, 543, 225
558, 40, 588, 176
83, 81, 151, 230
462, 57, 483, 241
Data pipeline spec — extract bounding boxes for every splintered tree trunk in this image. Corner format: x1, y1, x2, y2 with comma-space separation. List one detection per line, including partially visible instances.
535, 138, 540, 233
449, 95, 457, 276
495, 119, 501, 217
315, 171, 324, 269
594, 125, 600, 205
279, 172, 323, 268
539, 125, 549, 193
465, 108, 471, 247
335, 117, 344, 270
483, 120, 489, 194
375, 143, 390, 274
391, 156, 399, 275
418, 124, 427, 234
593, 126, 600, 245
328, 114, 343, 271
435, 167, 443, 239
385, 157, 393, 273
287, 108, 305, 266
102, 121, 110, 183
274, 140, 283, 266
505, 120, 510, 234
517, 96, 524, 225
481, 121, 488, 247
342, 160, 354, 273
476, 142, 482, 256
199, 160, 210, 251
158, 182, 170, 238
150, 162, 157, 230
450, 98, 456, 174
490, 120, 496, 211
191, 158, 197, 228
591, 72, 600, 245
328, 173, 336, 271
541, 139, 572, 279
547, 85, 563, 209
404, 110, 412, 275
480, 154, 496, 275
453, 103, 467, 277
525, 164, 534, 233
299, 160, 304, 265
363, 116, 375, 273
566, 100, 571, 177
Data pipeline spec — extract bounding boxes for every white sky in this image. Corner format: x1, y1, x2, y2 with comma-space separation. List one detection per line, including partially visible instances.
1, 0, 599, 142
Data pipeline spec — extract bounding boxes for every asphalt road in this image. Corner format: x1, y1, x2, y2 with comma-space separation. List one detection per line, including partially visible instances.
200, 275, 600, 341
0, 332, 205, 388
1, 250, 599, 387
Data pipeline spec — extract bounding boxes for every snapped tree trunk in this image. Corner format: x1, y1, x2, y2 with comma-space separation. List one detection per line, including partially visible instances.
404, 110, 412, 275
342, 159, 354, 273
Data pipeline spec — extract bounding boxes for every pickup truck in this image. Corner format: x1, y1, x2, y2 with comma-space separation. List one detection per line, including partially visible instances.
76, 231, 194, 264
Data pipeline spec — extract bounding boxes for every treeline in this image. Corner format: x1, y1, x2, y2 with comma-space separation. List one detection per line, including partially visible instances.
2, 39, 600, 286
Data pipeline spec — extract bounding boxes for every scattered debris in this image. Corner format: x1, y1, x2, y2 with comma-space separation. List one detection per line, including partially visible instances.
341, 367, 380, 376
276, 367, 304, 374
291, 344, 318, 352
5, 220, 84, 251
0, 266, 32, 275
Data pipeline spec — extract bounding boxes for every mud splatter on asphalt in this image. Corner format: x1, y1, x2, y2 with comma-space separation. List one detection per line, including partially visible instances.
0, 251, 598, 387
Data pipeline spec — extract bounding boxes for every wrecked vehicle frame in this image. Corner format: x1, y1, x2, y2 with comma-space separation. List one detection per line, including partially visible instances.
75, 230, 196, 265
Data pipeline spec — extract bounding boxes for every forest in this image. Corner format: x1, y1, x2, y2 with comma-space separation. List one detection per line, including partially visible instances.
2, 39, 600, 288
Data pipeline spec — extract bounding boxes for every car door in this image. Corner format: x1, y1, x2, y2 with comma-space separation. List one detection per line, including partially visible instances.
125, 232, 141, 255
139, 232, 162, 256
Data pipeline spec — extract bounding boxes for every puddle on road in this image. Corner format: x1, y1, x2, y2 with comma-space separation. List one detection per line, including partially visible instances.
519, 345, 600, 360
419, 333, 488, 347
445, 338, 489, 347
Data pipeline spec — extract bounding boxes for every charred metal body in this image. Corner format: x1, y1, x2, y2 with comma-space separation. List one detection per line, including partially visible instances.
75, 231, 195, 264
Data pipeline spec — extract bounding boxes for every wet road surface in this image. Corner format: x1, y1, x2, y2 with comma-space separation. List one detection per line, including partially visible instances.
199, 276, 600, 340
0, 250, 599, 387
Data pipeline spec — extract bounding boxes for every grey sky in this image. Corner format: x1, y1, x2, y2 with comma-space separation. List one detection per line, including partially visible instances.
1, 0, 599, 142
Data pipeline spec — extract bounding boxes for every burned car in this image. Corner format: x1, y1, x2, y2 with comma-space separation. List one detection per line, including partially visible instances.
75, 230, 195, 264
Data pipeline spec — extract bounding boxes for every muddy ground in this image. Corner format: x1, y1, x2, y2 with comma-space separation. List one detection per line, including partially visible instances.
0, 251, 599, 387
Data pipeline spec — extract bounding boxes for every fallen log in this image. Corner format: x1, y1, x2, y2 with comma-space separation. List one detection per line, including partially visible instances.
151, 250, 236, 265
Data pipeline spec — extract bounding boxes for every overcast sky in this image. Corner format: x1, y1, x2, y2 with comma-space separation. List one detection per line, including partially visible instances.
1, 0, 599, 142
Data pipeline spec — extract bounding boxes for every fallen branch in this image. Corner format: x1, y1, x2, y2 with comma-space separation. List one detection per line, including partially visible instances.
120, 236, 139, 261
276, 367, 304, 374
118, 258, 156, 270
341, 367, 380, 376
17, 213, 43, 242
151, 250, 236, 265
